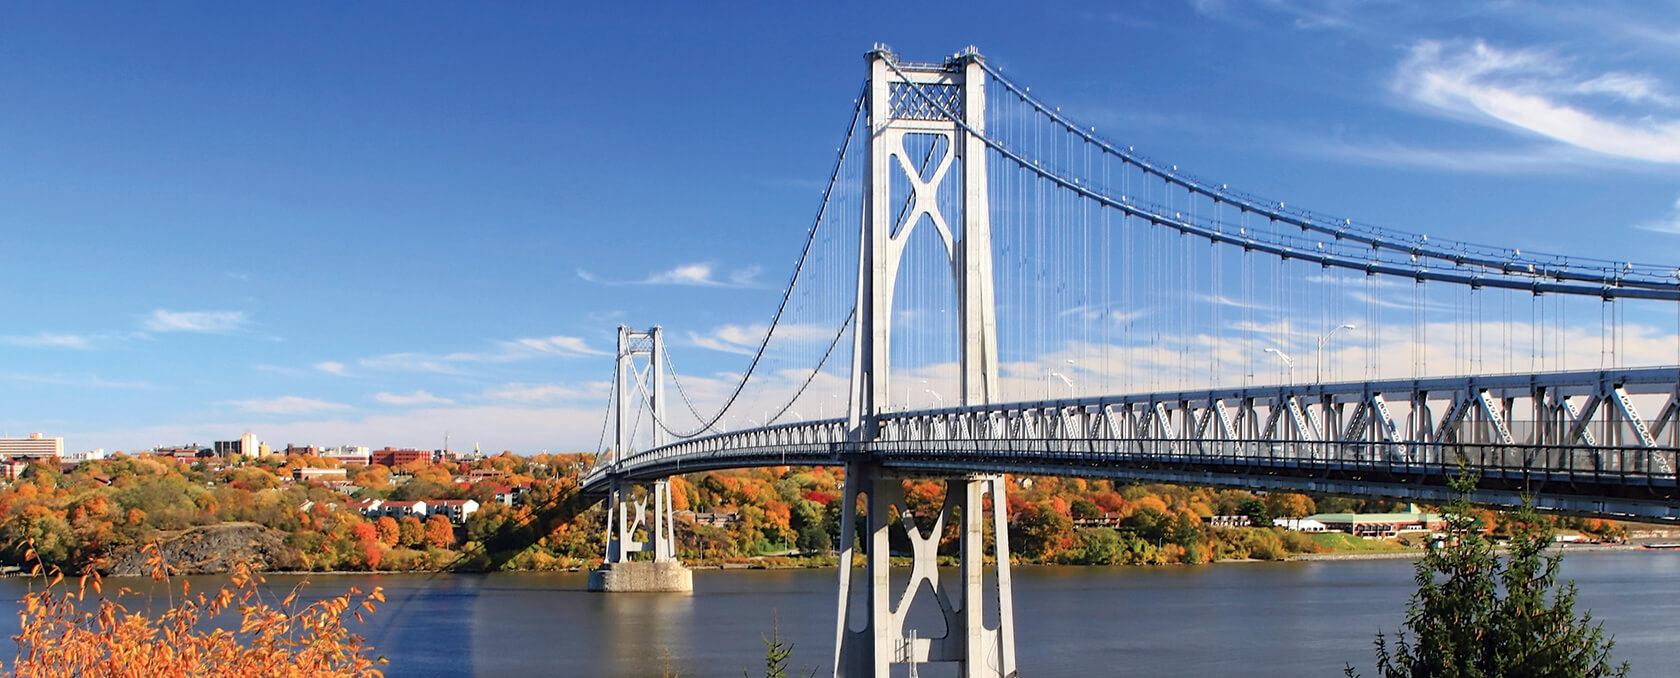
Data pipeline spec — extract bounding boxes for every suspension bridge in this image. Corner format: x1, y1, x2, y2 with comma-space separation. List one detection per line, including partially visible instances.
578, 47, 1680, 678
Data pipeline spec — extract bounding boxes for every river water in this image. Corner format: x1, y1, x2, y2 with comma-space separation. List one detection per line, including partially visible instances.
0, 551, 1674, 677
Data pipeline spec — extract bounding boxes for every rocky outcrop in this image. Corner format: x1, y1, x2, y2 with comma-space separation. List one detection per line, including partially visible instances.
104, 522, 297, 576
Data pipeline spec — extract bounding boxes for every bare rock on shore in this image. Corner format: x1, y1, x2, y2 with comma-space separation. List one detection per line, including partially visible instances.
105, 522, 297, 576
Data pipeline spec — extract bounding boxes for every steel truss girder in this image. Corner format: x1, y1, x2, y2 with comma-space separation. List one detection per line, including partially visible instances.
583, 367, 1680, 519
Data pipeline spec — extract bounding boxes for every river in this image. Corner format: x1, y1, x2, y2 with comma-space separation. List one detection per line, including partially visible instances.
0, 550, 1674, 676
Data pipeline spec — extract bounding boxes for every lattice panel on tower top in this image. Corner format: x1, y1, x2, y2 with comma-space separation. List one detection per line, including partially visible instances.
890, 82, 961, 121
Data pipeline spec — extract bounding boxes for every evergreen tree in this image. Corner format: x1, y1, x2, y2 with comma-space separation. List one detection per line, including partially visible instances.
1347, 465, 1628, 677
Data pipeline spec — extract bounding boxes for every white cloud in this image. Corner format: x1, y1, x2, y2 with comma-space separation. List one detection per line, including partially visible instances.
361, 335, 608, 374
375, 390, 454, 406
3, 332, 92, 349
1636, 196, 1680, 234
358, 352, 462, 374
1394, 39, 1680, 163
314, 361, 349, 376
1308, 138, 1600, 174
686, 322, 835, 356
481, 383, 585, 403
577, 262, 763, 288
228, 396, 352, 415
145, 309, 247, 333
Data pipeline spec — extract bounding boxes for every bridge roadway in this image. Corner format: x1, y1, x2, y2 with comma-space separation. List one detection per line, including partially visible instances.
583, 366, 1680, 520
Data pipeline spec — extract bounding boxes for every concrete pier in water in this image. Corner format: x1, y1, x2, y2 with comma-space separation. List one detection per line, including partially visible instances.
587, 561, 693, 593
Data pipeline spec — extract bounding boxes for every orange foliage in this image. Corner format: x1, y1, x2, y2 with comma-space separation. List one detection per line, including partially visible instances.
1131, 496, 1169, 515
374, 517, 400, 547
5, 544, 385, 677
423, 515, 454, 549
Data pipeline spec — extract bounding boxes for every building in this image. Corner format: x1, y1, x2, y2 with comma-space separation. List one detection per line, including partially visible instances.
323, 446, 372, 466
350, 498, 384, 516
372, 447, 430, 467
214, 432, 261, 459
0, 433, 63, 460
429, 499, 480, 524
294, 467, 348, 482
1273, 518, 1330, 532
61, 448, 107, 463
683, 510, 741, 527
156, 446, 211, 464
378, 500, 428, 520
1306, 508, 1445, 538
0, 456, 54, 480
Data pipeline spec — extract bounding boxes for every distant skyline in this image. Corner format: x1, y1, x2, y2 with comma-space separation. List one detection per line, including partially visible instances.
4, 2, 1679, 454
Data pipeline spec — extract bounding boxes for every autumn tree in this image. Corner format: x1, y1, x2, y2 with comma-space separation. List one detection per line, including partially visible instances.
398, 515, 425, 548
375, 516, 400, 547
5, 546, 386, 676
425, 514, 455, 549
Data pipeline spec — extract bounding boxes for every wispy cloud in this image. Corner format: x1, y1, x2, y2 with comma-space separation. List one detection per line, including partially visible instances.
359, 335, 607, 374
7, 373, 152, 389
686, 323, 835, 355
375, 390, 454, 406
1394, 39, 1680, 164
1306, 138, 1603, 174
358, 353, 462, 374
3, 332, 92, 349
1637, 195, 1680, 234
145, 309, 247, 333
577, 263, 763, 288
480, 383, 586, 403
227, 396, 352, 415
314, 361, 349, 376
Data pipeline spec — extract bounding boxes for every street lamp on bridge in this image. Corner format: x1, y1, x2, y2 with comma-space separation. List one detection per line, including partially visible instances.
1316, 323, 1357, 383
1263, 347, 1295, 384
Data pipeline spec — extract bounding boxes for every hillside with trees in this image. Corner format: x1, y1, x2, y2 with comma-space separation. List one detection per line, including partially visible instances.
0, 451, 1628, 575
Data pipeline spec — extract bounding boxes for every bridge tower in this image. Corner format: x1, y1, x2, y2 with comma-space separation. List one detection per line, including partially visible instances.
836, 46, 1016, 678
589, 326, 692, 592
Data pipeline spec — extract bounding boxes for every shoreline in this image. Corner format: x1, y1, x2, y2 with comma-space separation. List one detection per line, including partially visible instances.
36, 541, 1658, 579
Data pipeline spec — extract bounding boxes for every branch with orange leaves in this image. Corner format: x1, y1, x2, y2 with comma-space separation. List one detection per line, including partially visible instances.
4, 540, 387, 678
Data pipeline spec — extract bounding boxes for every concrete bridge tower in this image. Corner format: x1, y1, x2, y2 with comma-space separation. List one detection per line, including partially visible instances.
589, 326, 692, 592
836, 46, 1017, 678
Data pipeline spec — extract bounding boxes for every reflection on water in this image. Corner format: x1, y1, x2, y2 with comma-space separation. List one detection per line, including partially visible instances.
0, 552, 1674, 677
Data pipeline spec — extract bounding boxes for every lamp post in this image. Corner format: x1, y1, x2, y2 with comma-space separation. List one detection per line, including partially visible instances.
925, 388, 944, 406
1316, 324, 1356, 383
1045, 360, 1076, 400
1264, 347, 1295, 384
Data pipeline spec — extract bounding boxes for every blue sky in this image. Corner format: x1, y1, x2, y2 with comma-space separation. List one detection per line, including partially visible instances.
3, 1, 1679, 454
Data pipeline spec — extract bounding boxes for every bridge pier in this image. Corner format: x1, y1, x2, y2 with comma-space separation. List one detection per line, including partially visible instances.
834, 462, 1016, 678
589, 478, 692, 593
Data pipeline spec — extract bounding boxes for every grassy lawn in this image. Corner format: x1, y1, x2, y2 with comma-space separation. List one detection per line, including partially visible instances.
1309, 532, 1416, 553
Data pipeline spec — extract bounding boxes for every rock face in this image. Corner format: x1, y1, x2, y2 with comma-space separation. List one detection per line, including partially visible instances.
105, 522, 295, 576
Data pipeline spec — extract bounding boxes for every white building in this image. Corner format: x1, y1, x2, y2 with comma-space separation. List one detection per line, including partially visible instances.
0, 433, 63, 460
62, 448, 108, 463
430, 499, 480, 524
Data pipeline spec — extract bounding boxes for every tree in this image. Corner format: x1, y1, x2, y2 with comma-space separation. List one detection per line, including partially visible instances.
8, 548, 385, 676
398, 516, 425, 548
1238, 498, 1271, 529
374, 516, 400, 546
424, 514, 455, 549
1347, 466, 1628, 678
